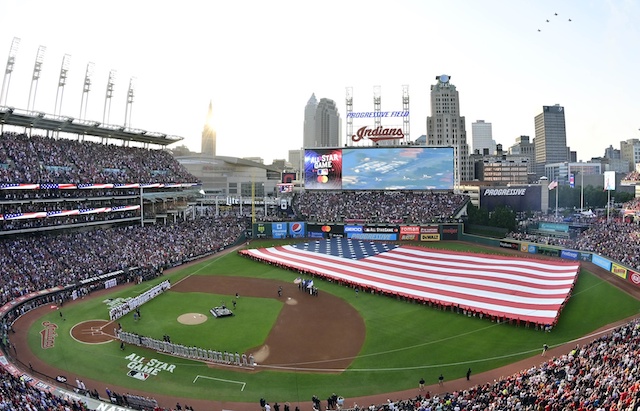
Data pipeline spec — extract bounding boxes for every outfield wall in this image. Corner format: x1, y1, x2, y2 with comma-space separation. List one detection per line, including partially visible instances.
251, 222, 462, 242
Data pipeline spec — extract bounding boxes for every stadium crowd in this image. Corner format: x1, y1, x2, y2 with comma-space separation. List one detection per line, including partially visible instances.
294, 191, 466, 224
0, 367, 90, 410
353, 318, 640, 411
0, 215, 246, 307
506, 199, 640, 272
0, 132, 196, 184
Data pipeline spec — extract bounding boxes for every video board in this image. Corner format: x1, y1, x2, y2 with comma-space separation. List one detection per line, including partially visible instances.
303, 149, 343, 189
304, 147, 454, 190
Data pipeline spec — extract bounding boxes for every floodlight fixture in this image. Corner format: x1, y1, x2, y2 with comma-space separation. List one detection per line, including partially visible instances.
27, 45, 47, 112
103, 69, 117, 124
0, 37, 21, 106
54, 54, 71, 116
79, 62, 95, 120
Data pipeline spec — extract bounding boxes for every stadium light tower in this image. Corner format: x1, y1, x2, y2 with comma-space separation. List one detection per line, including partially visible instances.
402, 84, 410, 143
54, 54, 71, 117
27, 45, 46, 113
0, 37, 20, 107
373, 85, 381, 130
103, 69, 117, 126
124, 76, 136, 130
345, 87, 353, 146
79, 62, 95, 122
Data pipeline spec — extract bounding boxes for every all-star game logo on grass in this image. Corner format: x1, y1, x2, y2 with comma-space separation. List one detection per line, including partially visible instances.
124, 354, 176, 381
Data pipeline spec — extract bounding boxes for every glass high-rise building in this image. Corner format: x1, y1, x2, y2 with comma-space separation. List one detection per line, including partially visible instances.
303, 97, 341, 148
303, 93, 318, 149
426, 75, 470, 183
534, 104, 567, 177
201, 100, 217, 157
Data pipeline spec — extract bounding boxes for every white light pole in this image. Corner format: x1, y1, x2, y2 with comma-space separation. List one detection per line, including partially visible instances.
139, 186, 144, 227
580, 167, 584, 213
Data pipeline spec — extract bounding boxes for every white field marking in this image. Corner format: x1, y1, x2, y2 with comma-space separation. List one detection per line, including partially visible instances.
193, 375, 246, 391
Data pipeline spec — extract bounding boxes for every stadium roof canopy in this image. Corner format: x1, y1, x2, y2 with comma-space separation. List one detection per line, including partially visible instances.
0, 106, 183, 147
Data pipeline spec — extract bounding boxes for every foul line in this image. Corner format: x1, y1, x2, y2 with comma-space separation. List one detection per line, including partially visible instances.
193, 375, 246, 391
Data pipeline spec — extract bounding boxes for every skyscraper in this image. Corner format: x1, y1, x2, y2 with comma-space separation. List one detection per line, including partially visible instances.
471, 120, 496, 155
303, 93, 318, 148
426, 75, 470, 183
201, 100, 217, 157
303, 97, 341, 148
534, 104, 567, 177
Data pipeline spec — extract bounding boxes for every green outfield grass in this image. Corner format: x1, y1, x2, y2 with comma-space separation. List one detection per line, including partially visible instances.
27, 241, 640, 403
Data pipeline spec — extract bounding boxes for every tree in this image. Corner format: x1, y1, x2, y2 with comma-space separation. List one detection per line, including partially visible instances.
489, 206, 517, 232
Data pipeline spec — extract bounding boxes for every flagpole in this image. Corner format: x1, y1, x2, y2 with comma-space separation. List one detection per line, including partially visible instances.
555, 185, 558, 219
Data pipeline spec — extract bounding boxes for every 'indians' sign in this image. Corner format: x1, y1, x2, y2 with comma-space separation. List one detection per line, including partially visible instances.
351, 126, 404, 143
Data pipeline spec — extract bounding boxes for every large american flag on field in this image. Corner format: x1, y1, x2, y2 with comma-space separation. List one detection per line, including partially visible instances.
240, 239, 581, 325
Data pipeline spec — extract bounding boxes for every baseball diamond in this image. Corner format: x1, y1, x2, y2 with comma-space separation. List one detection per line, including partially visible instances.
10, 242, 640, 411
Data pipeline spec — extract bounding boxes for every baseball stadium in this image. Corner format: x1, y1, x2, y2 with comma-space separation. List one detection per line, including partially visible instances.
2, 45, 640, 411
2, 122, 640, 411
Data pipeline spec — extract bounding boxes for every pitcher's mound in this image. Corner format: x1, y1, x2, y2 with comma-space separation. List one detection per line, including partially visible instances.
178, 313, 207, 325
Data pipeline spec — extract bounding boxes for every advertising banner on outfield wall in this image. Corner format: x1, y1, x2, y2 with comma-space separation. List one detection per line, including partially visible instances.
289, 222, 306, 238
419, 226, 440, 241
579, 252, 592, 262
363, 226, 399, 234
560, 250, 579, 260
440, 225, 459, 240
344, 225, 363, 234
537, 247, 560, 257
349, 233, 398, 240
628, 270, 640, 288
272, 222, 288, 239
611, 263, 628, 279
528, 244, 538, 253
254, 223, 272, 239
347, 226, 398, 240
307, 224, 344, 239
591, 254, 612, 271
400, 226, 420, 241
499, 240, 519, 250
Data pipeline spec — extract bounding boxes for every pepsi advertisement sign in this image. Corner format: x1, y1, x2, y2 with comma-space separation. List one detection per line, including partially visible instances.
289, 222, 306, 238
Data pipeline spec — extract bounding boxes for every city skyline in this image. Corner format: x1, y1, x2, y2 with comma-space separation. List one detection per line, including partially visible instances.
0, 0, 639, 165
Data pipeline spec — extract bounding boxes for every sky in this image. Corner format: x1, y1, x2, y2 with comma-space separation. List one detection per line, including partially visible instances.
1, 0, 639, 165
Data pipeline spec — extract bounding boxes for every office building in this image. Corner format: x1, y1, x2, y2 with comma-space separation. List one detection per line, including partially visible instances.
314, 98, 341, 147
303, 94, 318, 148
426, 75, 471, 183
508, 135, 536, 175
303, 95, 341, 148
201, 101, 217, 157
620, 139, 640, 172
534, 104, 568, 177
471, 120, 496, 155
